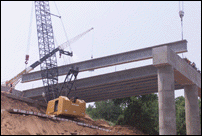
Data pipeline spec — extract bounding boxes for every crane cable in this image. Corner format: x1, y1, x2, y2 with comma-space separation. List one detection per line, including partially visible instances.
54, 1, 72, 64
179, 1, 184, 58
25, 1, 34, 68
179, 1, 184, 40
91, 29, 94, 59
89, 30, 95, 74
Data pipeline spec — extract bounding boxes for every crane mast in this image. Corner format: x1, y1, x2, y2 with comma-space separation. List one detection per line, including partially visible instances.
34, 1, 59, 101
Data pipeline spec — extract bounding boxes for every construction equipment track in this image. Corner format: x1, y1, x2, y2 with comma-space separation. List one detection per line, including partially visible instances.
6, 108, 112, 133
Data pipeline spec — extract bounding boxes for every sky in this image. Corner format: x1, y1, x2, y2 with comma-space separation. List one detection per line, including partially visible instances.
1, 1, 201, 106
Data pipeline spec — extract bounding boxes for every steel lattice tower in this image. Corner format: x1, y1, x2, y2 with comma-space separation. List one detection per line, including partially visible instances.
34, 1, 59, 101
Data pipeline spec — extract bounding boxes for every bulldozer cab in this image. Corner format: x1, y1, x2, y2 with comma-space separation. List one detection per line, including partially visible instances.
54, 100, 59, 112
46, 96, 86, 117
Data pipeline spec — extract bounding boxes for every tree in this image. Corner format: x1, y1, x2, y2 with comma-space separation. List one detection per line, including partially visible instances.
86, 99, 123, 123
86, 94, 201, 135
114, 94, 159, 135
175, 96, 186, 135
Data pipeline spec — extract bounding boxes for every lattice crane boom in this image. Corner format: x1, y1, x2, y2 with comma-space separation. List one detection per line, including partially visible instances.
3, 27, 94, 89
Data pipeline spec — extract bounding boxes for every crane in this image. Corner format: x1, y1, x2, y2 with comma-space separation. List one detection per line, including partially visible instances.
3, 27, 93, 89
3, 1, 94, 117
3, 1, 93, 89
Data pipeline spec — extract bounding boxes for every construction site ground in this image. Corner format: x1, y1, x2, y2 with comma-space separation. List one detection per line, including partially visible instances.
1, 91, 145, 135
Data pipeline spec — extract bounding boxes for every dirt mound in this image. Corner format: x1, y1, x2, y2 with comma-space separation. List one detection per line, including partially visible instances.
1, 91, 145, 135
94, 119, 111, 128
110, 125, 146, 135
1, 92, 46, 113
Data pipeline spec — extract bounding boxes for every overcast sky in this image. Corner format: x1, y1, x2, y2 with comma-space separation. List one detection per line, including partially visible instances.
1, 1, 201, 105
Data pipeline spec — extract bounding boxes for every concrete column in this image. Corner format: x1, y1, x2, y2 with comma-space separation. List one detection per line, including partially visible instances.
157, 65, 176, 135
184, 85, 201, 135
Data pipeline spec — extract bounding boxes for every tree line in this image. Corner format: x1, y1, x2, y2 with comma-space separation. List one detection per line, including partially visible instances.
86, 94, 201, 135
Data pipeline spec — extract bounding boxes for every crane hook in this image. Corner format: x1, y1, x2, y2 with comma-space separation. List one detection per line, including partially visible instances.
179, 10, 184, 21
25, 54, 29, 64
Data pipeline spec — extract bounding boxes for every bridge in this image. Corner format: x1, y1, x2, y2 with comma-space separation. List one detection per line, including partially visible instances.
16, 40, 202, 135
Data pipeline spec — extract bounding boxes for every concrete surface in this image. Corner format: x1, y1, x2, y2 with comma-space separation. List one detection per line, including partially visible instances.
152, 45, 201, 135
157, 65, 176, 135
184, 85, 201, 135
152, 45, 201, 97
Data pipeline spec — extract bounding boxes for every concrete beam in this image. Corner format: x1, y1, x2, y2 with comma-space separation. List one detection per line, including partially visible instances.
22, 40, 187, 83
153, 45, 201, 97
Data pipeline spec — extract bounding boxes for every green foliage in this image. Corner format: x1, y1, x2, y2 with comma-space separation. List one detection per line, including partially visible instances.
116, 114, 125, 125
175, 96, 186, 135
86, 95, 201, 135
86, 100, 123, 123
120, 94, 159, 135
175, 96, 201, 135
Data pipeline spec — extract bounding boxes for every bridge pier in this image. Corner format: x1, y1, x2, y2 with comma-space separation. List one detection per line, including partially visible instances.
157, 65, 176, 135
184, 85, 201, 135
153, 45, 201, 135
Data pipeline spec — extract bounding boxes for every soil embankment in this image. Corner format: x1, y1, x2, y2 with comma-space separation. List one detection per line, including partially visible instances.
1, 91, 145, 135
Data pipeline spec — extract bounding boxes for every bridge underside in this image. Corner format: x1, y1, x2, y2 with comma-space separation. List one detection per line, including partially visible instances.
22, 65, 185, 103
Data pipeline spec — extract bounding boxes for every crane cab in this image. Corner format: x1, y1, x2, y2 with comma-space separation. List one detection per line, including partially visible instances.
46, 96, 86, 117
